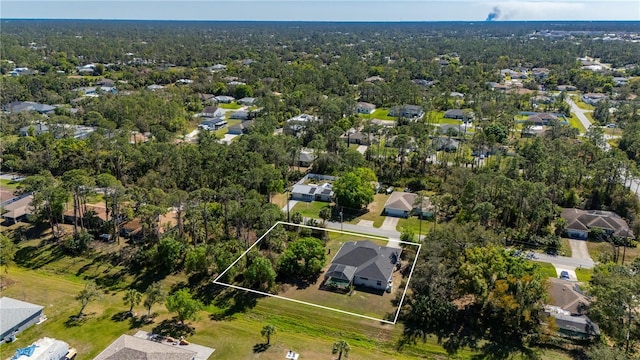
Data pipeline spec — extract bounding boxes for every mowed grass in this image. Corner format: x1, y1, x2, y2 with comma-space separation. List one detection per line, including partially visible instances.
0, 179, 22, 190
359, 108, 397, 120
218, 102, 242, 110
559, 238, 572, 257
396, 216, 434, 237
348, 194, 389, 227
571, 96, 595, 110
575, 268, 593, 283
534, 262, 559, 278
291, 201, 330, 219
567, 113, 587, 133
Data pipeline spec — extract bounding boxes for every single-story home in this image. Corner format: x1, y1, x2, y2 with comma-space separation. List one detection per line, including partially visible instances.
198, 118, 227, 131
388, 105, 424, 119
198, 106, 224, 118
364, 76, 385, 83
74, 86, 118, 96
561, 208, 634, 240
214, 95, 235, 103
3, 101, 56, 115
208, 64, 227, 71
526, 113, 559, 126
547, 278, 590, 315
94, 334, 197, 360
237, 97, 256, 105
557, 85, 577, 91
291, 182, 333, 202
444, 109, 474, 121
229, 110, 250, 120
581, 93, 608, 105
147, 84, 165, 91
341, 130, 370, 145
227, 120, 254, 135
19, 123, 49, 137
432, 137, 460, 152
543, 305, 600, 340
355, 102, 376, 115
1, 194, 34, 224
383, 191, 433, 218
297, 148, 317, 167
324, 240, 401, 291
63, 203, 109, 226
120, 218, 143, 240
370, 119, 396, 128
1, 297, 45, 344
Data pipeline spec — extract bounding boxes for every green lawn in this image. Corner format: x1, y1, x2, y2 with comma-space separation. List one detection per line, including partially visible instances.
396, 216, 434, 237
559, 238, 572, 257
347, 194, 389, 227
0, 179, 22, 190
567, 113, 587, 133
218, 102, 242, 110
571, 96, 595, 111
575, 268, 593, 283
360, 108, 396, 121
291, 201, 330, 219
535, 262, 559, 278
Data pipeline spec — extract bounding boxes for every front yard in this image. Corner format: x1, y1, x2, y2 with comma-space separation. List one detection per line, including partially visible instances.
218, 102, 242, 110
291, 201, 331, 220
347, 194, 390, 227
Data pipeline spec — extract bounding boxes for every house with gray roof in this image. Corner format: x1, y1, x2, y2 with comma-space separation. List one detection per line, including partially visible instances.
355, 102, 376, 115
444, 109, 474, 121
1, 297, 45, 344
383, 191, 433, 218
3, 101, 55, 115
388, 105, 424, 119
198, 106, 224, 118
93, 334, 197, 360
227, 120, 254, 135
561, 208, 634, 239
291, 182, 333, 202
324, 240, 401, 291
1, 194, 34, 224
19, 123, 49, 137
237, 97, 256, 105
214, 95, 235, 103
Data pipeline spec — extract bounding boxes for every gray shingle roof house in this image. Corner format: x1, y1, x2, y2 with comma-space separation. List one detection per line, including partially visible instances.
1, 297, 45, 344
291, 182, 333, 202
355, 102, 376, 114
388, 105, 424, 119
543, 305, 600, 340
3, 101, 56, 114
561, 208, 634, 239
227, 120, 254, 135
444, 109, 474, 121
237, 97, 256, 105
214, 95, 235, 103
19, 123, 49, 136
199, 106, 224, 118
325, 240, 401, 291
383, 191, 433, 218
93, 334, 197, 360
526, 113, 558, 126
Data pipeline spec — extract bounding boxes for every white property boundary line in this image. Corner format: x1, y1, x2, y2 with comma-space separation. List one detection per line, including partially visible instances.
212, 221, 421, 325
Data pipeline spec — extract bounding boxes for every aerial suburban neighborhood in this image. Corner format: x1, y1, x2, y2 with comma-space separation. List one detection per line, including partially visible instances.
0, 10, 639, 360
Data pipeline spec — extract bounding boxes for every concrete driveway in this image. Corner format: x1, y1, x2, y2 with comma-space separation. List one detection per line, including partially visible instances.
555, 268, 578, 282
568, 239, 591, 260
380, 217, 399, 231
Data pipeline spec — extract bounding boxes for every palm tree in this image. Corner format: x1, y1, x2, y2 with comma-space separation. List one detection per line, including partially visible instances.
261, 324, 276, 345
123, 289, 142, 315
332, 339, 350, 360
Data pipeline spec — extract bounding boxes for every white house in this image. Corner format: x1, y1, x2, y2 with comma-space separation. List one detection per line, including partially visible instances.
355, 102, 376, 115
291, 183, 333, 202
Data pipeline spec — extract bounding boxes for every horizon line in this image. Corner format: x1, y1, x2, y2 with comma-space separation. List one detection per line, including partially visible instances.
3, 18, 640, 23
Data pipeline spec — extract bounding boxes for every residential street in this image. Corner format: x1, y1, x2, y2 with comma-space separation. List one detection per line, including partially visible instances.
565, 96, 592, 134
534, 253, 595, 270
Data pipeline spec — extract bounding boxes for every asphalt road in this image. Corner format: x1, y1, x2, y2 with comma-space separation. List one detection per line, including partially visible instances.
565, 97, 592, 133
534, 252, 595, 269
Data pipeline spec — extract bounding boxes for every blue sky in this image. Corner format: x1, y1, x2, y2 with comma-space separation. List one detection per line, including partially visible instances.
1, 1, 639, 21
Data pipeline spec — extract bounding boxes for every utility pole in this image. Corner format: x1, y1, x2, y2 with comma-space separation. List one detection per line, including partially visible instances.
340, 209, 343, 231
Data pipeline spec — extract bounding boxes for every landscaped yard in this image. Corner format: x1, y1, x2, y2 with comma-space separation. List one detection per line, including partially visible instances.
571, 96, 595, 110
359, 108, 396, 120
567, 113, 587, 133
291, 201, 331, 220
218, 102, 242, 110
535, 262, 559, 278
396, 216, 434, 237
0, 179, 22, 190
575, 268, 593, 283
347, 194, 390, 227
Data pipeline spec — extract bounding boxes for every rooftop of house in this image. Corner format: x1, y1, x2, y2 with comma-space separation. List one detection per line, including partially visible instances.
0, 297, 44, 336
328, 240, 401, 283
1, 194, 34, 219
561, 208, 634, 238
93, 334, 197, 360
4, 101, 56, 114
357, 101, 376, 109
547, 278, 590, 314
383, 191, 432, 212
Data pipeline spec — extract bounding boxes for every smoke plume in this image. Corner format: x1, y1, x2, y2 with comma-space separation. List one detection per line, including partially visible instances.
486, 6, 501, 21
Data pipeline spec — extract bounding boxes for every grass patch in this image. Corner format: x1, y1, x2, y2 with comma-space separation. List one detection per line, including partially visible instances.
291, 201, 330, 219
0, 179, 22, 190
571, 96, 595, 110
559, 238, 572, 257
575, 268, 593, 283
270, 193, 288, 209
359, 108, 397, 121
566, 113, 586, 133
218, 102, 242, 110
396, 216, 434, 237
347, 194, 389, 227
534, 262, 558, 278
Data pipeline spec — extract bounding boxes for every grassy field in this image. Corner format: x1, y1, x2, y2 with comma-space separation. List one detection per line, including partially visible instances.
396, 216, 434, 236
535, 262, 559, 279
270, 193, 288, 209
0, 179, 22, 190
567, 113, 587, 133
218, 102, 242, 110
360, 108, 396, 120
571, 96, 595, 111
291, 201, 330, 219
575, 268, 593, 283
347, 194, 389, 227
559, 238, 572, 257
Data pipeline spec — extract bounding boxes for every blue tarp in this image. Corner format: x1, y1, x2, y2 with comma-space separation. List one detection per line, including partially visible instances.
11, 345, 37, 360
